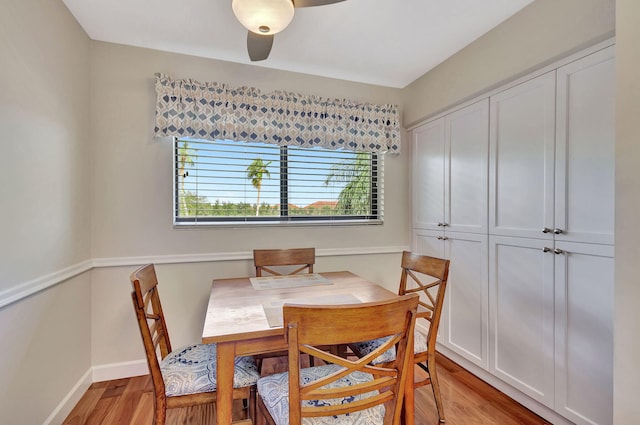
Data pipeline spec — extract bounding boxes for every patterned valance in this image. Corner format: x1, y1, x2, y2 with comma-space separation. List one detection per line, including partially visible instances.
153, 73, 400, 154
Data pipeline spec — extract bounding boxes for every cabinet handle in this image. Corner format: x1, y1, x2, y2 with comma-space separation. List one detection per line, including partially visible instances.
554, 248, 564, 255
553, 228, 563, 234
442, 222, 449, 227
437, 236, 449, 241
437, 222, 444, 227
542, 227, 551, 233
543, 247, 552, 253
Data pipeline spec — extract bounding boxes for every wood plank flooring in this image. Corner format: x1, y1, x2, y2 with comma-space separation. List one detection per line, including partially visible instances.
63, 353, 551, 425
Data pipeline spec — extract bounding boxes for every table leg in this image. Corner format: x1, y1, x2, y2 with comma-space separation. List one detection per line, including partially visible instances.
216, 341, 236, 425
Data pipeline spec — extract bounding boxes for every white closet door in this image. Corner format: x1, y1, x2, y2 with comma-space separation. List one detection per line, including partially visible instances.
554, 241, 613, 425
412, 229, 446, 344
440, 232, 489, 369
412, 118, 445, 230
555, 46, 615, 245
489, 72, 556, 239
446, 99, 489, 234
413, 229, 445, 258
489, 235, 555, 407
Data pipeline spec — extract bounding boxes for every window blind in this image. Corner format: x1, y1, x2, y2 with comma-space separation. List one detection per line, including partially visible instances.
175, 138, 381, 224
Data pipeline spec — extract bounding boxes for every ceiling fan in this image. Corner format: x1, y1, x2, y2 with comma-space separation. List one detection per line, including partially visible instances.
232, 0, 346, 61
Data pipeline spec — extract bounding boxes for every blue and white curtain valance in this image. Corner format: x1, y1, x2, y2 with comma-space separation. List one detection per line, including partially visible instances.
154, 73, 401, 154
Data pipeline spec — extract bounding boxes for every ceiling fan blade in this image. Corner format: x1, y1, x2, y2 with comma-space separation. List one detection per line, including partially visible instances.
293, 0, 345, 8
247, 31, 274, 62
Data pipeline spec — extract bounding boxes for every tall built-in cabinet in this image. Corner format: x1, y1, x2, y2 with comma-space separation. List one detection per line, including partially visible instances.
412, 99, 489, 370
411, 44, 614, 425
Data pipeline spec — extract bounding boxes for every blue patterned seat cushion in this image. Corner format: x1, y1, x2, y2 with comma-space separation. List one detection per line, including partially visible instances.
160, 344, 260, 397
257, 363, 386, 425
351, 330, 428, 365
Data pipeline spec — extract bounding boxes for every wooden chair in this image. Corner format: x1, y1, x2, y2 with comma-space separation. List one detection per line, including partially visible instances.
256, 294, 419, 425
350, 251, 450, 424
130, 264, 260, 425
254, 248, 315, 277
253, 247, 316, 371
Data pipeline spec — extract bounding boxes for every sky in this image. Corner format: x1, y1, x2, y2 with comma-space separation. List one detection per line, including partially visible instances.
178, 138, 357, 208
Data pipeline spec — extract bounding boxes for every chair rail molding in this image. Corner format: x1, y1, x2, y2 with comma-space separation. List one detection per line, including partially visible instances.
0, 259, 94, 309
0, 245, 409, 308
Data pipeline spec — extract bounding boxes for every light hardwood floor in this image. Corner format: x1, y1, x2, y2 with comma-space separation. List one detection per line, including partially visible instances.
63, 353, 551, 425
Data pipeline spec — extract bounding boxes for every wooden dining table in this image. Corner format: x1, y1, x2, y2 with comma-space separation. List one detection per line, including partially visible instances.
202, 270, 399, 425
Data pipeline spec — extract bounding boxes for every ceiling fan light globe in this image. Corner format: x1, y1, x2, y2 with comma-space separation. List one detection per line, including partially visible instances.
232, 0, 295, 35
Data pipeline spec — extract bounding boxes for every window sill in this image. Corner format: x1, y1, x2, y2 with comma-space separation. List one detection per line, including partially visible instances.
173, 218, 383, 229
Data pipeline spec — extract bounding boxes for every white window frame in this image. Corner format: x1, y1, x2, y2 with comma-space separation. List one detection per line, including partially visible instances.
173, 138, 383, 227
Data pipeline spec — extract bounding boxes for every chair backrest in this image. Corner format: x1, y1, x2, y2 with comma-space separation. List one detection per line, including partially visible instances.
283, 294, 419, 424
130, 264, 171, 397
253, 248, 315, 277
398, 251, 450, 354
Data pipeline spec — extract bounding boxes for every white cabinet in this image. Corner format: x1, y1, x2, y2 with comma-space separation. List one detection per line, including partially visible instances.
489, 237, 614, 423
412, 43, 616, 425
489, 236, 555, 407
489, 71, 556, 240
555, 47, 615, 245
412, 119, 445, 230
413, 99, 488, 234
414, 230, 489, 369
490, 46, 615, 245
554, 242, 614, 425
486, 46, 615, 425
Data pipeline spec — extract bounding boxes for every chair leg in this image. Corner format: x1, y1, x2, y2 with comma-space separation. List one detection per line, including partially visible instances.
403, 364, 416, 425
154, 396, 166, 425
427, 357, 445, 423
257, 393, 277, 425
250, 386, 257, 423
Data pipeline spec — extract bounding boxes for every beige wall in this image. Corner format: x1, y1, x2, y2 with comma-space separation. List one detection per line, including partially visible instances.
402, 0, 615, 127
0, 274, 92, 425
0, 0, 92, 289
3, 0, 635, 423
614, 0, 640, 423
88, 42, 410, 367
0, 1, 92, 423
92, 253, 403, 367
89, 42, 408, 259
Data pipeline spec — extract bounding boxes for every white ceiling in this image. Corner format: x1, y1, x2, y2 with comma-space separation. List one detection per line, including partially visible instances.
62, 0, 535, 88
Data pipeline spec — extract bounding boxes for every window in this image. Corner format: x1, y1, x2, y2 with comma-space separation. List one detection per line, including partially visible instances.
174, 138, 381, 225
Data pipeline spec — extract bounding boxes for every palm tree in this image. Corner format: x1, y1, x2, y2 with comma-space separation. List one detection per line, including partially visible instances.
246, 157, 272, 216
324, 152, 372, 215
177, 140, 195, 216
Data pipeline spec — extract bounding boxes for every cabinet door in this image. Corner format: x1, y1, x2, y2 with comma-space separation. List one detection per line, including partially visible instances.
413, 229, 445, 258
554, 242, 613, 425
412, 119, 445, 230
440, 232, 489, 369
412, 229, 446, 344
555, 46, 615, 245
489, 236, 555, 407
489, 72, 556, 239
446, 99, 489, 234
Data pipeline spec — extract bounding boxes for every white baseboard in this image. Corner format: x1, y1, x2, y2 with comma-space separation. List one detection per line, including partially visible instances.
43, 369, 93, 425
92, 359, 149, 383
436, 344, 574, 425
43, 360, 149, 425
